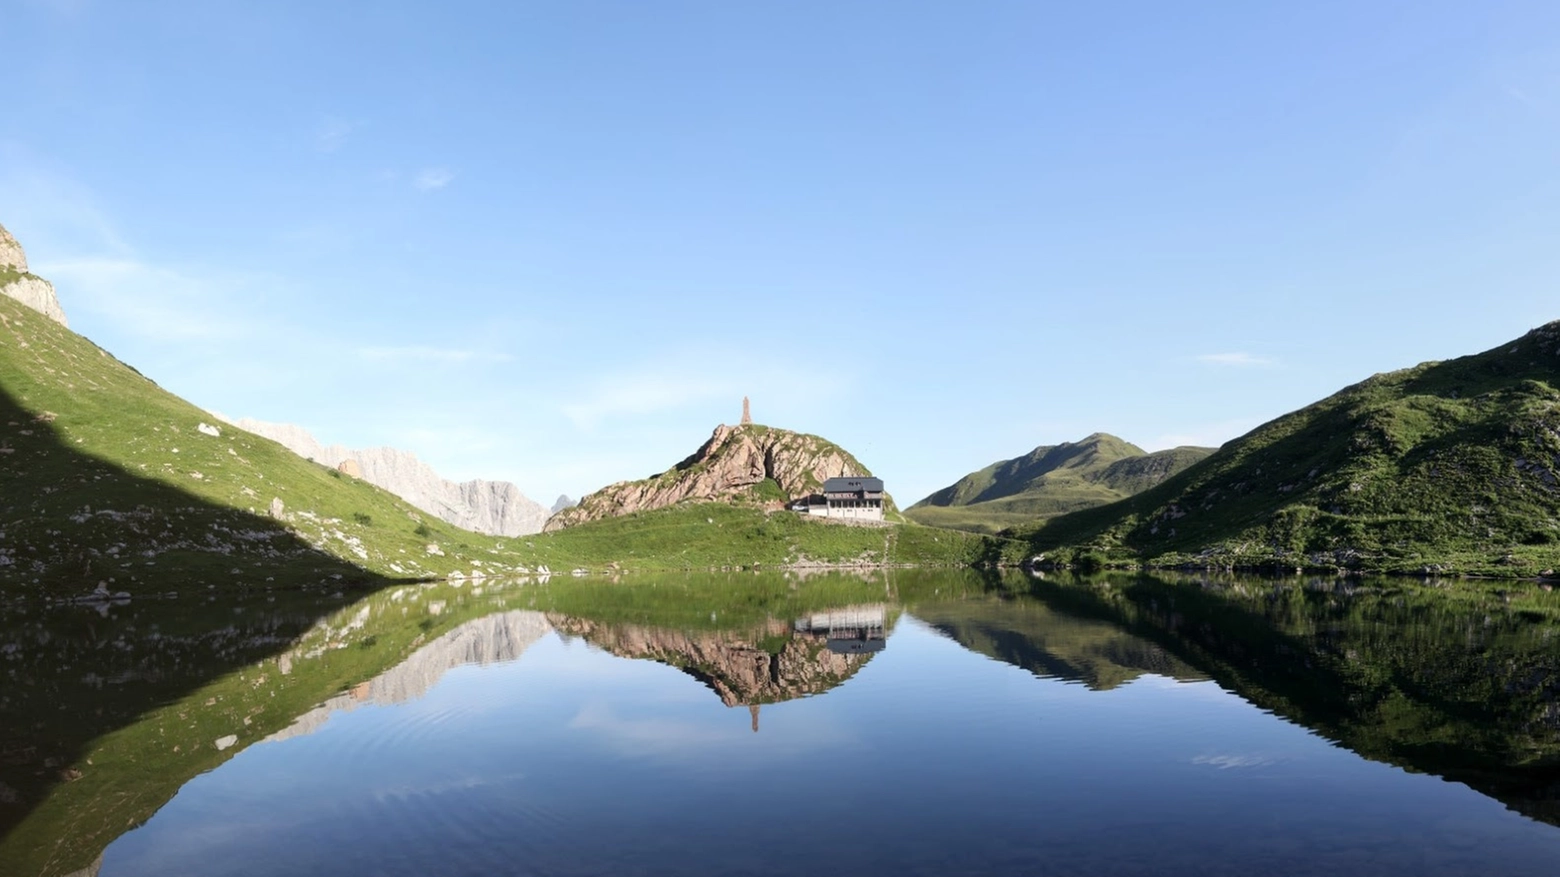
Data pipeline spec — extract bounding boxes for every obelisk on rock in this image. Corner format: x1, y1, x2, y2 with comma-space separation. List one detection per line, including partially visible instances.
741, 396, 752, 425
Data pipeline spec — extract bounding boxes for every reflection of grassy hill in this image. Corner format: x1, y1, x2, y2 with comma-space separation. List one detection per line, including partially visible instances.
0, 577, 538, 876
1020, 322, 1560, 575
1013, 570, 1560, 826
910, 594, 1204, 690
908, 434, 1211, 534
0, 570, 964, 875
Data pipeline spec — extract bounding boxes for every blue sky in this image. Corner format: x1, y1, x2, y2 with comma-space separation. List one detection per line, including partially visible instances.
4, 1, 1560, 506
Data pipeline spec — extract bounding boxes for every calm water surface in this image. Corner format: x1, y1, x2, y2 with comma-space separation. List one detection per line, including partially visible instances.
2, 570, 1559, 876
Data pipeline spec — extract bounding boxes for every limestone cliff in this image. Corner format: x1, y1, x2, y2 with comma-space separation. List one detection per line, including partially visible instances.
544, 422, 879, 532
0, 223, 68, 327
230, 417, 549, 536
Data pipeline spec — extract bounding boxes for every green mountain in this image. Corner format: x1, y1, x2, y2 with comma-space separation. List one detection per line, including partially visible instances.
906, 433, 1213, 534
1023, 321, 1560, 576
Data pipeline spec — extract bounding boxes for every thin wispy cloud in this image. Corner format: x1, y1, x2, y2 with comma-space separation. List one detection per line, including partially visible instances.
560, 358, 851, 431
1192, 754, 1281, 770
357, 345, 512, 364
1195, 352, 1276, 368
316, 117, 357, 153
1150, 417, 1264, 450
413, 167, 455, 191
38, 256, 248, 341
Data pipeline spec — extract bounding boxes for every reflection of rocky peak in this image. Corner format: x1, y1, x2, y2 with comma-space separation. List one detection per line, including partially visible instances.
266, 610, 551, 743
545, 423, 877, 531
230, 417, 549, 536
0, 222, 68, 327
549, 615, 875, 706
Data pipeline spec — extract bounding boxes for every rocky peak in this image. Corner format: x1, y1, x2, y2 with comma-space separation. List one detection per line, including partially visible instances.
543, 422, 877, 531
550, 494, 577, 514
0, 223, 28, 271
0, 222, 68, 327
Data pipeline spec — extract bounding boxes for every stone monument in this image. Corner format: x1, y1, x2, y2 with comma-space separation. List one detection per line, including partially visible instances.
741, 396, 752, 425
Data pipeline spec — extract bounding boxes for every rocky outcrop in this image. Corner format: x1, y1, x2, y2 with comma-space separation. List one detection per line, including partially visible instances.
545, 422, 876, 531
0, 223, 27, 272
231, 417, 549, 536
0, 223, 68, 327
548, 615, 875, 706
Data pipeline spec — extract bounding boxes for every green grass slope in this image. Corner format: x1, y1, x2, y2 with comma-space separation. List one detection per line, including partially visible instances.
538, 501, 1011, 569
907, 433, 1212, 534
0, 295, 529, 595
1021, 321, 1560, 576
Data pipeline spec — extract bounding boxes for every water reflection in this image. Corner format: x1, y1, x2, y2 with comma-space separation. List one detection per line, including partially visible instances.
1, 569, 1558, 876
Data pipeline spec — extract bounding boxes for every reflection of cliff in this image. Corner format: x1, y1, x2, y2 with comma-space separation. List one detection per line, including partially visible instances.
268, 610, 552, 743
550, 611, 884, 708
912, 597, 1204, 690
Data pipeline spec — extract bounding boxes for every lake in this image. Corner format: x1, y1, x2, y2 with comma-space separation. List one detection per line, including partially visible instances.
3, 569, 1559, 876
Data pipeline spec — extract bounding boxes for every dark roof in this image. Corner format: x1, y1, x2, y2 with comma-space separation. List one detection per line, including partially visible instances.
823, 476, 884, 493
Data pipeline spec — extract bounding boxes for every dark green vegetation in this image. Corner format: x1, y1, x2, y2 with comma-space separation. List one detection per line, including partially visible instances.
1020, 321, 1560, 577
907, 433, 1212, 534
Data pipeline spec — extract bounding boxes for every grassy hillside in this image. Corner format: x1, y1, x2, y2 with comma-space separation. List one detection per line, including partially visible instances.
1, 295, 1004, 599
907, 433, 1212, 534
538, 501, 1012, 570
0, 295, 512, 594
1021, 321, 1560, 577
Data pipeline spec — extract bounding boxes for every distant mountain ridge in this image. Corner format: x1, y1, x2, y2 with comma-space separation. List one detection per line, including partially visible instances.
545, 422, 880, 532
229, 417, 549, 537
907, 433, 1213, 534
1022, 320, 1560, 574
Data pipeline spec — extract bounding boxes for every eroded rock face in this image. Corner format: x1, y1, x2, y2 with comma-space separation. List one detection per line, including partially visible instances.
548, 615, 873, 706
0, 223, 68, 327
544, 423, 872, 531
231, 417, 549, 536
0, 224, 29, 272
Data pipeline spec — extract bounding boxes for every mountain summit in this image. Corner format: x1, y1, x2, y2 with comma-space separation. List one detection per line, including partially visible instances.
907, 433, 1212, 533
544, 422, 878, 532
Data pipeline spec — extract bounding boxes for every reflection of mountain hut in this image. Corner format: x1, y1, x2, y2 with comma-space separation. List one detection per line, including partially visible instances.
788, 476, 886, 522
796, 604, 888, 654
